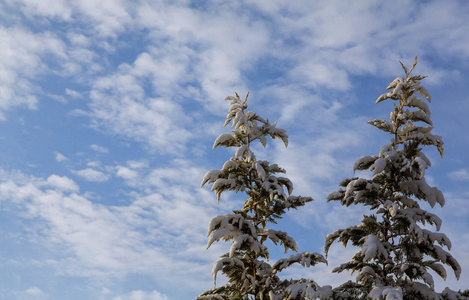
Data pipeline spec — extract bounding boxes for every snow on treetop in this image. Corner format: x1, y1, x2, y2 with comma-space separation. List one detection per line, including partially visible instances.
369, 285, 403, 300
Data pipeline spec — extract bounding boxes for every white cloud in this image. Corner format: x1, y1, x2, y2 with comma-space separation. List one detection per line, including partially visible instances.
112, 290, 169, 300
448, 168, 469, 181
134, 2, 270, 110
8, 0, 132, 37
441, 191, 469, 217
65, 88, 82, 99
90, 144, 109, 153
127, 160, 148, 169
272, 119, 370, 196
6, 0, 72, 20
115, 166, 138, 179
55, 152, 68, 162
66, 32, 90, 47
72, 0, 133, 37
86, 161, 102, 168
289, 62, 351, 91
72, 168, 109, 182
24, 286, 46, 296
88, 55, 193, 152
13, 286, 50, 300
247, 1, 469, 91
0, 26, 65, 120
46, 174, 79, 192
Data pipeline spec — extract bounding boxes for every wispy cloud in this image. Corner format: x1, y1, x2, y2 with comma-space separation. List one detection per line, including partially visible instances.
90, 144, 109, 154
449, 168, 469, 181
72, 168, 109, 182
13, 286, 50, 300
112, 290, 169, 300
0, 26, 65, 120
46, 175, 79, 192
65, 88, 82, 99
115, 166, 138, 180
55, 152, 68, 162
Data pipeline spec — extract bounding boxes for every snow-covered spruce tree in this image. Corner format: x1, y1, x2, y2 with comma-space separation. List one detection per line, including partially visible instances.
325, 57, 461, 300
197, 93, 332, 300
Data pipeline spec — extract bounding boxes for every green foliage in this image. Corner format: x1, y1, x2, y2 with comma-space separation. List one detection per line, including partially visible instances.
332, 281, 369, 300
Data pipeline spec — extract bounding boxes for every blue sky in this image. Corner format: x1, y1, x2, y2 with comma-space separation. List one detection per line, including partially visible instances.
0, 1, 468, 299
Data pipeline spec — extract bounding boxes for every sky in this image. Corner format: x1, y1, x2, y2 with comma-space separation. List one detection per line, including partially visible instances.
0, 0, 468, 299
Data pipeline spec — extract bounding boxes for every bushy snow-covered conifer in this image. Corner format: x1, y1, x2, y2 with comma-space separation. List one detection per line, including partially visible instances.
197, 93, 332, 300
325, 57, 462, 300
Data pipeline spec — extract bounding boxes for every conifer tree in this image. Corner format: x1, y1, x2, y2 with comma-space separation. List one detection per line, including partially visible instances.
197, 93, 332, 300
325, 57, 461, 300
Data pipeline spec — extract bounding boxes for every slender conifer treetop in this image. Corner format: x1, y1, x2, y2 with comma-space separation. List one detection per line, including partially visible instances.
325, 57, 461, 300
198, 93, 332, 300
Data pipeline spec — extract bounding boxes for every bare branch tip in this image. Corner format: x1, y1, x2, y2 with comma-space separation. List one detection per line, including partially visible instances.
399, 61, 408, 76
409, 56, 418, 74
